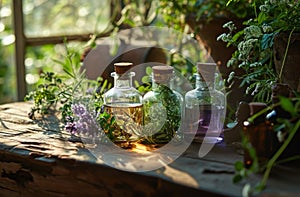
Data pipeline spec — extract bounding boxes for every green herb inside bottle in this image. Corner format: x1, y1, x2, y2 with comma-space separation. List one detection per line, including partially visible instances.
143, 66, 182, 144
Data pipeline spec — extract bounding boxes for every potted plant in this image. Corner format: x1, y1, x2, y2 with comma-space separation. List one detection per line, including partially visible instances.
157, 0, 260, 68
218, 0, 300, 195
153, 0, 264, 119
118, 0, 260, 68
218, 0, 300, 102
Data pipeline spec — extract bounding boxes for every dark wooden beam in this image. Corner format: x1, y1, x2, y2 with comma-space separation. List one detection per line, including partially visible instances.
25, 32, 113, 46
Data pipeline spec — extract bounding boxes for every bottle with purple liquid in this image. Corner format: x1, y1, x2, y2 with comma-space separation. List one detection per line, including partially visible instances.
184, 63, 226, 143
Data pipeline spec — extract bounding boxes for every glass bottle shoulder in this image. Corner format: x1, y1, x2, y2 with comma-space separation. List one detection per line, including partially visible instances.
143, 88, 183, 104
185, 87, 225, 106
104, 87, 142, 104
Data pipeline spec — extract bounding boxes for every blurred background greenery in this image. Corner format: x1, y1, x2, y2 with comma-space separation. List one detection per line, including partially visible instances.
0, 0, 111, 103
0, 0, 229, 105
0, 0, 14, 103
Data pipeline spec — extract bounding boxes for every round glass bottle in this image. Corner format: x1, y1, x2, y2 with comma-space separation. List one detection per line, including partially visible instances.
184, 63, 226, 143
103, 62, 143, 147
143, 66, 183, 144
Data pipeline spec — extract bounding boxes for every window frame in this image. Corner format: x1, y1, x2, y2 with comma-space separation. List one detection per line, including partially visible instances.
13, 0, 117, 100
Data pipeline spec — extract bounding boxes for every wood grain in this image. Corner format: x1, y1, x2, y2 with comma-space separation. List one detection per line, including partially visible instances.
0, 102, 299, 197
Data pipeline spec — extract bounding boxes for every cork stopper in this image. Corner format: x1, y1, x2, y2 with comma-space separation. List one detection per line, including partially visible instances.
197, 62, 217, 82
152, 66, 173, 75
249, 102, 267, 116
152, 66, 174, 83
114, 62, 133, 74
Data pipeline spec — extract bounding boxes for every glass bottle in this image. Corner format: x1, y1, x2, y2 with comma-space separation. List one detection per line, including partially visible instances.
184, 63, 226, 143
103, 62, 143, 148
243, 102, 275, 168
143, 66, 183, 144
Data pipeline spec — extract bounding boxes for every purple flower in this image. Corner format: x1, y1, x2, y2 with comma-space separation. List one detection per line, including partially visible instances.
67, 103, 102, 138
65, 122, 77, 134
86, 87, 95, 95
72, 103, 86, 116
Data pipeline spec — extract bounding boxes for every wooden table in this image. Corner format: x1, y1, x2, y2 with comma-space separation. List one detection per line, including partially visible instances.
0, 102, 299, 197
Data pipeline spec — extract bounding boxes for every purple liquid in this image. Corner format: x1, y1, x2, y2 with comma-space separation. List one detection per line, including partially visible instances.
184, 105, 224, 143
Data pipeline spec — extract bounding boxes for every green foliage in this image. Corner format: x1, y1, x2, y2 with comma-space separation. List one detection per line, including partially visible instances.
23, 0, 111, 36
157, 0, 259, 32
116, 0, 157, 27
233, 135, 260, 184
97, 111, 116, 141
24, 42, 104, 122
143, 84, 181, 144
134, 66, 152, 95
0, 0, 15, 103
1, 0, 114, 103
25, 71, 68, 117
0, 44, 10, 103
218, 0, 300, 103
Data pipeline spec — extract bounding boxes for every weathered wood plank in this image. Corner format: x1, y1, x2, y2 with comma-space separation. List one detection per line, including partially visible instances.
0, 102, 299, 197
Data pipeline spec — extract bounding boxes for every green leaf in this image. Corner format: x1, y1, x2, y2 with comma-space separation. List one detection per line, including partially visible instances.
62, 68, 75, 78
134, 80, 140, 88
138, 86, 145, 92
261, 33, 275, 50
279, 96, 296, 116
146, 67, 152, 75
257, 12, 267, 25
231, 30, 244, 43
235, 161, 244, 171
142, 76, 150, 83
99, 79, 108, 94
233, 174, 243, 183
248, 146, 257, 160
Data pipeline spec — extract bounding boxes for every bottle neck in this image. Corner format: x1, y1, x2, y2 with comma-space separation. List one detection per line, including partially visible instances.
195, 74, 214, 90
152, 76, 173, 89
112, 72, 134, 88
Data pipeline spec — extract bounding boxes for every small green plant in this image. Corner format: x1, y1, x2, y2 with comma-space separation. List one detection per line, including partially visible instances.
25, 71, 69, 119
24, 42, 105, 122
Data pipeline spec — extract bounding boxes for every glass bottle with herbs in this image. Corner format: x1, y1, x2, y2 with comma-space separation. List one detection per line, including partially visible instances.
184, 63, 226, 143
102, 62, 143, 148
142, 66, 183, 144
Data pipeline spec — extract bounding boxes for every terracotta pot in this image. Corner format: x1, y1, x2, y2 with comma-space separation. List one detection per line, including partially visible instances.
82, 39, 167, 84
185, 15, 244, 74
273, 32, 300, 92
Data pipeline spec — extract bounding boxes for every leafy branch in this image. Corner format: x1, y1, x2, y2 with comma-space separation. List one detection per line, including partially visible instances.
25, 42, 96, 122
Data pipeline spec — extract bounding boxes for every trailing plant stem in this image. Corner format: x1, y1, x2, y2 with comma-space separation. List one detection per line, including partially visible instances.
278, 27, 295, 83
260, 118, 300, 188
276, 155, 300, 165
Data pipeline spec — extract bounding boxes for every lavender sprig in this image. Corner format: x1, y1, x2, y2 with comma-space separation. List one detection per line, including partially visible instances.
65, 103, 102, 138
